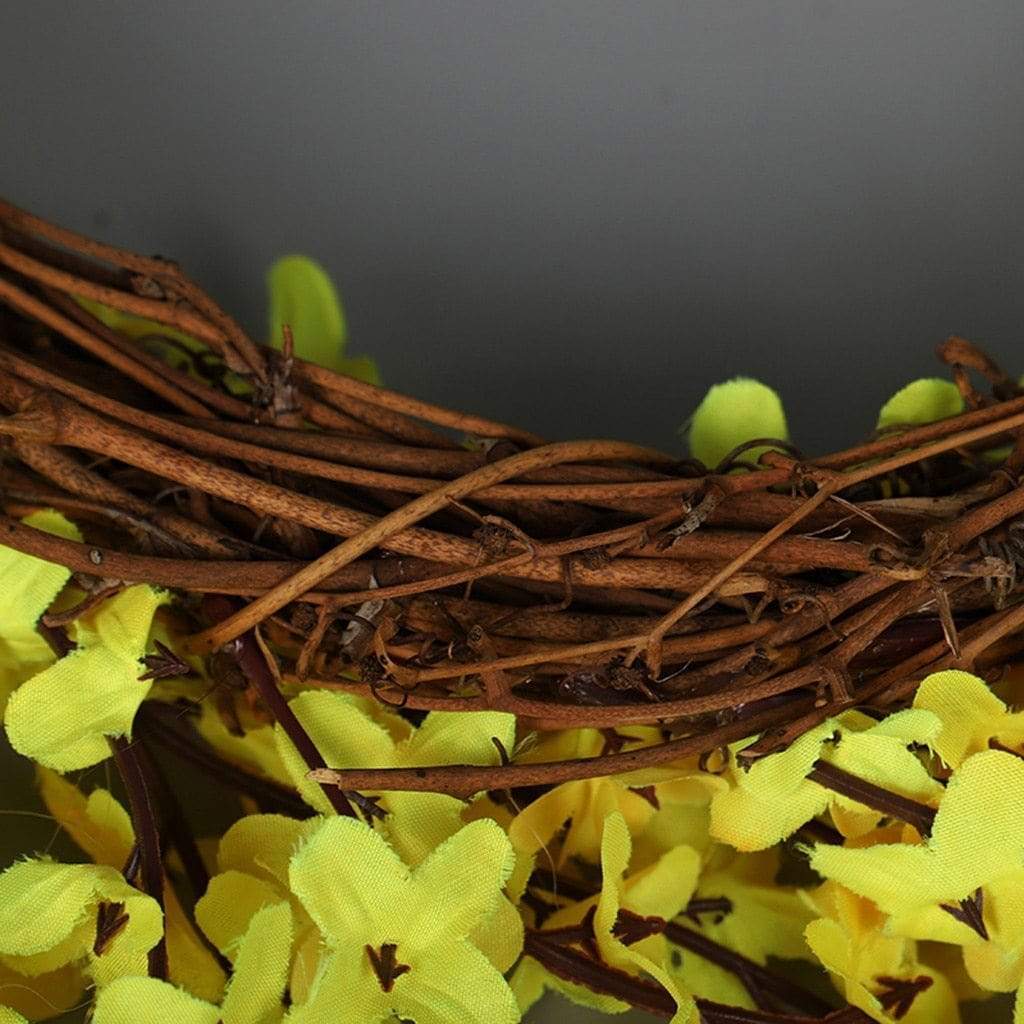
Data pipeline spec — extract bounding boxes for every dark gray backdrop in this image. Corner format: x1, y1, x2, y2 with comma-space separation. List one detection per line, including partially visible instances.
4, 1, 1023, 455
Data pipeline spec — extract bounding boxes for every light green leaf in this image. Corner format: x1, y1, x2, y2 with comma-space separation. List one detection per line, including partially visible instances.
876, 378, 964, 431
267, 255, 379, 382
685, 378, 788, 470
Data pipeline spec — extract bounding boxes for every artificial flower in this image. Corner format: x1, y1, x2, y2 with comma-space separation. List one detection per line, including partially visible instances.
0, 858, 162, 989
4, 585, 168, 770
809, 750, 1024, 928
710, 710, 942, 851
0, 510, 81, 713
93, 901, 292, 1024
913, 669, 1024, 769
805, 880, 960, 1023
276, 690, 515, 866
283, 816, 520, 1024
37, 769, 225, 1001
876, 379, 964, 430
267, 255, 378, 381
685, 378, 788, 469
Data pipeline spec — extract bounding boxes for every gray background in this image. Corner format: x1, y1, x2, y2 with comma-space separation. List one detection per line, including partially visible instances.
4, 1, 1024, 455
2, 3, 1022, 1022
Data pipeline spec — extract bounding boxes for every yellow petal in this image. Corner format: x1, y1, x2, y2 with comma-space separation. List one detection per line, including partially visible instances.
0, 959, 83, 1020
877, 378, 964, 430
405, 819, 514, 948
5, 586, 168, 770
686, 378, 788, 470
195, 871, 283, 958
468, 894, 524, 974
594, 814, 698, 1024
221, 903, 293, 1024
289, 815, 412, 944
0, 860, 102, 958
914, 670, 1024, 768
811, 750, 1024, 916
36, 769, 133, 868
93, 976, 219, 1024
399, 711, 516, 769
0, 510, 81, 714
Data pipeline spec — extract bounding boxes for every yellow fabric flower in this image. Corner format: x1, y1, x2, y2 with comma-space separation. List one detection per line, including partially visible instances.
515, 811, 699, 1022
805, 882, 960, 1023
196, 814, 321, 1006
37, 769, 226, 1001
710, 710, 942, 851
276, 691, 515, 866
267, 255, 379, 382
630, 772, 728, 870
685, 378, 788, 469
672, 847, 814, 1008
810, 750, 1024, 926
913, 670, 1024, 768
594, 812, 698, 1023
93, 901, 292, 1024
0, 858, 162, 989
508, 728, 666, 879
283, 816, 520, 1024
4, 585, 169, 770
0, 510, 81, 714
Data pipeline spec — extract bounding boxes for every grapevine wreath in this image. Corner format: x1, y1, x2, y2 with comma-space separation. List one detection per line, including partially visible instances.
0, 198, 1023, 1024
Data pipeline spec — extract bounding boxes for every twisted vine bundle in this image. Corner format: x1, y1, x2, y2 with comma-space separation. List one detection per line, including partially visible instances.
2, 197, 1024, 1024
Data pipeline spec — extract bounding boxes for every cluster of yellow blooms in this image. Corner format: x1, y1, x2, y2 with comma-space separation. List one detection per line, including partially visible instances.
1, 517, 1023, 1023
1, 261, 1021, 1023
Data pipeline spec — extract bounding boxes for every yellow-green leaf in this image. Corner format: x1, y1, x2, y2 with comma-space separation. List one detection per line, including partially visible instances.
685, 378, 788, 470
876, 378, 964, 431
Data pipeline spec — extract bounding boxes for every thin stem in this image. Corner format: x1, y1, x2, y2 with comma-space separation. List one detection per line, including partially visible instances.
109, 736, 168, 979
806, 761, 937, 836
202, 595, 356, 817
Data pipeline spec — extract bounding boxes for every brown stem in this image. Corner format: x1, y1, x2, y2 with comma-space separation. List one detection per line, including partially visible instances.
109, 736, 168, 979
806, 761, 937, 836
201, 595, 356, 817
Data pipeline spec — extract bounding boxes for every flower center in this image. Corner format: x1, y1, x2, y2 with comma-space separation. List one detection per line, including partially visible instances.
366, 942, 412, 992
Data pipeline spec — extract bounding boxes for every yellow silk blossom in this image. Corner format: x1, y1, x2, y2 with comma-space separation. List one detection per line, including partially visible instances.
810, 749, 1024, 997
4, 584, 168, 770
195, 814, 322, 1006
913, 669, 1024, 768
276, 690, 516, 866
282, 816, 520, 1024
92, 902, 292, 1024
0, 510, 82, 715
514, 811, 700, 1022
685, 378, 789, 470
0, 858, 161, 991
37, 769, 225, 1001
266, 255, 379, 382
710, 710, 943, 851
805, 880, 961, 1023
672, 847, 814, 1010
593, 813, 698, 1023
508, 727, 682, 877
